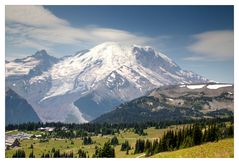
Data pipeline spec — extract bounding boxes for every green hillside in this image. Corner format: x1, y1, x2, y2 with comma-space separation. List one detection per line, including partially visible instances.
151, 138, 233, 158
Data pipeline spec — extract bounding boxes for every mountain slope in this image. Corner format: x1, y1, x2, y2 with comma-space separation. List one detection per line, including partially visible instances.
5, 88, 41, 125
92, 83, 233, 124
6, 50, 59, 102
150, 138, 233, 158
42, 42, 208, 101
6, 50, 58, 78
6, 42, 209, 123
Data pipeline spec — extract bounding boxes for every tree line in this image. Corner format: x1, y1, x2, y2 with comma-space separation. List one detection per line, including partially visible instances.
12, 147, 89, 158
6, 117, 233, 136
11, 121, 233, 158
134, 122, 234, 156
9, 118, 233, 158
12, 137, 118, 158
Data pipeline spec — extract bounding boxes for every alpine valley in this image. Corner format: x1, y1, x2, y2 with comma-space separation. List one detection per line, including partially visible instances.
6, 42, 217, 124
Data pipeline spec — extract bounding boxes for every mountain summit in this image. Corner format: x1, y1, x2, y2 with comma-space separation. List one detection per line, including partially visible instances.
6, 42, 209, 123
43, 42, 207, 100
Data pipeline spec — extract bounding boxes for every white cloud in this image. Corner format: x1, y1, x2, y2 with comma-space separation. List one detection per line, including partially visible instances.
6, 5, 68, 27
186, 30, 234, 61
5, 5, 152, 53
183, 56, 206, 61
7, 6, 233, 62
89, 28, 151, 44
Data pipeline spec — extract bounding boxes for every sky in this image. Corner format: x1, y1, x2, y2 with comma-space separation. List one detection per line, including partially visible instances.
5, 5, 234, 83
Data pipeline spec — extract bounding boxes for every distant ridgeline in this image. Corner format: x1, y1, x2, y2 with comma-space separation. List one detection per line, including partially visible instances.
93, 83, 234, 124
5, 83, 233, 126
5, 88, 41, 125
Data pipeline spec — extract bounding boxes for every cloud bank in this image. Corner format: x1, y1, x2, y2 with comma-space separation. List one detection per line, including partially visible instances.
6, 5, 151, 53
185, 30, 234, 61
6, 5, 233, 62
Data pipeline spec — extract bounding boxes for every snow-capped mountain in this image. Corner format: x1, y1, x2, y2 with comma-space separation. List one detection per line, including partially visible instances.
6, 50, 58, 78
5, 42, 209, 123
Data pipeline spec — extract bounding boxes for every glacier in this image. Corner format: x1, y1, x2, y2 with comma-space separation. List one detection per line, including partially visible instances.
5, 42, 209, 123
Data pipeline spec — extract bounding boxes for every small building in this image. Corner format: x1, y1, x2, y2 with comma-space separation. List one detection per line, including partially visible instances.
38, 127, 55, 132
38, 127, 45, 131
45, 127, 55, 132
5, 138, 20, 149
35, 134, 42, 138
61, 127, 68, 131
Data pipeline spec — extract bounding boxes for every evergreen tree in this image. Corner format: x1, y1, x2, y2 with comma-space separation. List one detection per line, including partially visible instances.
110, 136, 119, 146
12, 149, 26, 158
121, 140, 131, 151
41, 153, 45, 158
102, 141, 115, 157
93, 141, 115, 158
53, 149, 60, 158
134, 139, 145, 154
29, 144, 33, 149
51, 147, 55, 153
126, 148, 129, 155
44, 153, 50, 158
145, 139, 152, 152
92, 146, 101, 158
60, 151, 74, 158
83, 136, 93, 145
29, 150, 35, 158
193, 124, 202, 145
78, 149, 87, 158
203, 128, 208, 142
152, 139, 159, 154
228, 123, 234, 138
135, 127, 147, 136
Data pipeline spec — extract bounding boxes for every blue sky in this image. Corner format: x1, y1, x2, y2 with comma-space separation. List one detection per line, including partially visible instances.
5, 5, 234, 83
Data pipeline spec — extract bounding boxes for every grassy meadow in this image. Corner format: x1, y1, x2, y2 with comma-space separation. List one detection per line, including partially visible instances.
5, 124, 233, 158
6, 124, 187, 158
150, 138, 234, 158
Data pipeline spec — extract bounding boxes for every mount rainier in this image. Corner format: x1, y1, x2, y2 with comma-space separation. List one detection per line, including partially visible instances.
6, 42, 208, 123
